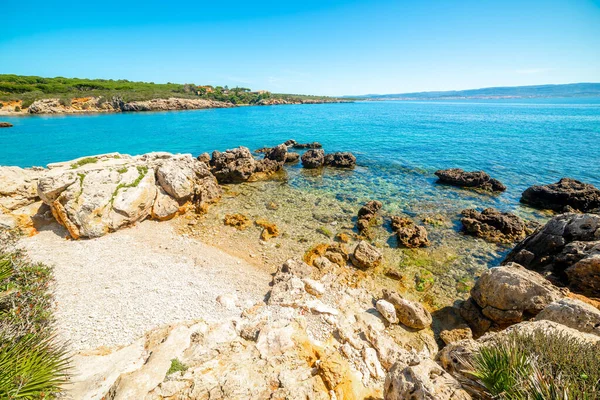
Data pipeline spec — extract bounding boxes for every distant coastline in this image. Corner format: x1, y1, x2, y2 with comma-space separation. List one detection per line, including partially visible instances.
348, 82, 600, 101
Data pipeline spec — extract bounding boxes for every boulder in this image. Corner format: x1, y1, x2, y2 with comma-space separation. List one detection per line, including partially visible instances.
469, 263, 564, 326
460, 208, 538, 243
382, 289, 432, 329
0, 122, 13, 128
264, 144, 288, 163
391, 216, 430, 248
357, 200, 382, 233
210, 146, 284, 183
521, 178, 600, 212
301, 149, 325, 169
36, 153, 220, 238
351, 241, 383, 269
503, 213, 600, 297
0, 167, 41, 211
434, 168, 506, 192
535, 298, 600, 336
384, 358, 471, 400
324, 152, 357, 168
439, 325, 473, 345
376, 299, 399, 324
197, 152, 211, 163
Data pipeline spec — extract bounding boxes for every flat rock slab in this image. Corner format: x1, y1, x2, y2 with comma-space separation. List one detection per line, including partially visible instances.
19, 220, 271, 351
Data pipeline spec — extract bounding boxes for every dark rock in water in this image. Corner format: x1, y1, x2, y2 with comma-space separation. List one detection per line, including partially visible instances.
521, 178, 600, 212
264, 144, 288, 163
283, 139, 297, 147
197, 152, 211, 164
254, 147, 271, 154
503, 213, 600, 297
0, 122, 13, 128
292, 142, 322, 149
210, 146, 284, 183
301, 149, 325, 169
460, 208, 538, 243
285, 152, 300, 163
324, 152, 356, 168
435, 168, 506, 192
391, 216, 429, 248
357, 200, 382, 233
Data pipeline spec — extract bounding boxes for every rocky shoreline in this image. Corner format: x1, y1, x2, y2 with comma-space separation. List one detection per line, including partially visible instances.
1, 142, 599, 399
0, 96, 352, 115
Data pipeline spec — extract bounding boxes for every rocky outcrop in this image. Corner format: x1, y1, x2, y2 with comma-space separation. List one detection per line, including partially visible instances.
0, 122, 13, 128
34, 152, 221, 239
461, 263, 564, 333
285, 152, 300, 163
0, 167, 42, 212
210, 146, 285, 183
324, 152, 357, 168
460, 208, 538, 243
435, 168, 506, 192
351, 241, 383, 269
503, 213, 600, 297
291, 141, 323, 149
521, 178, 600, 212
535, 297, 600, 336
357, 200, 382, 233
26, 97, 233, 114
391, 216, 430, 248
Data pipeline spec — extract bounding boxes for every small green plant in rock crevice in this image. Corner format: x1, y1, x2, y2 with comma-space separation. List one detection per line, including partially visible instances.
166, 358, 188, 377
70, 156, 98, 169
110, 166, 148, 204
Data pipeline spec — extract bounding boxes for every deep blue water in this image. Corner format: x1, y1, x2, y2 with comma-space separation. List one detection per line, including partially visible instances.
2, 99, 599, 217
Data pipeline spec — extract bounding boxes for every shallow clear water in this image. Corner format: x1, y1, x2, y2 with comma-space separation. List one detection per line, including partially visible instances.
3, 98, 599, 304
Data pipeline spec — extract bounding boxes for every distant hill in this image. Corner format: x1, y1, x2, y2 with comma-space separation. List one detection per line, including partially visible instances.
351, 83, 600, 100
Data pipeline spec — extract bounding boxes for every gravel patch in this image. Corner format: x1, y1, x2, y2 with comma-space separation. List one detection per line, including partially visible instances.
19, 220, 271, 352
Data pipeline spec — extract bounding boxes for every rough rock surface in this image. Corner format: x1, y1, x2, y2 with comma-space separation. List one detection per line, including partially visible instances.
521, 177, 600, 212
535, 298, 600, 336
391, 216, 430, 248
324, 152, 357, 168
357, 200, 382, 233
0, 122, 13, 128
292, 141, 323, 149
384, 358, 471, 400
465, 263, 564, 329
301, 149, 326, 169
460, 208, 538, 243
382, 289, 432, 329
503, 213, 600, 297
285, 151, 300, 163
210, 146, 285, 183
0, 166, 41, 212
35, 152, 221, 238
351, 241, 383, 269
435, 168, 506, 192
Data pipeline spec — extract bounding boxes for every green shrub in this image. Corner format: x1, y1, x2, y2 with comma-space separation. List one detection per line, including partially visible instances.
14, 106, 21, 112
166, 358, 188, 376
70, 156, 98, 169
469, 329, 600, 399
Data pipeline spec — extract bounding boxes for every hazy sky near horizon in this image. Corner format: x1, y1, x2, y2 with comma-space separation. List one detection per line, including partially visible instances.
2, 0, 599, 96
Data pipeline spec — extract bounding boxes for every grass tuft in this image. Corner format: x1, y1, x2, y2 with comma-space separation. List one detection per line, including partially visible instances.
70, 156, 98, 169
166, 358, 188, 377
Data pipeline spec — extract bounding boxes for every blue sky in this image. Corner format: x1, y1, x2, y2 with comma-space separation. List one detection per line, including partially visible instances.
1, 0, 599, 95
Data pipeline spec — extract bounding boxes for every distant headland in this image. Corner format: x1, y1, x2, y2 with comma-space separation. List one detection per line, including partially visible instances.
349, 82, 600, 100
0, 74, 350, 115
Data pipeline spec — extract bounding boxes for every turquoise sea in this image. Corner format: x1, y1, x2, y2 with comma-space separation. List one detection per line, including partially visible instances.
2, 98, 599, 220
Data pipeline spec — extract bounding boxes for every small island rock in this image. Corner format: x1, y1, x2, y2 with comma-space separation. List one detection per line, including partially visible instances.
435, 168, 506, 192
521, 177, 600, 212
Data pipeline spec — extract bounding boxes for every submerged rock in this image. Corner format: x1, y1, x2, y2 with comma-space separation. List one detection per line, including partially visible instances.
503, 212, 600, 297
301, 149, 325, 169
255, 219, 280, 240
0, 122, 13, 128
460, 208, 537, 243
391, 216, 430, 248
357, 200, 382, 234
224, 213, 251, 230
285, 152, 300, 163
324, 152, 357, 168
435, 168, 506, 192
521, 177, 600, 212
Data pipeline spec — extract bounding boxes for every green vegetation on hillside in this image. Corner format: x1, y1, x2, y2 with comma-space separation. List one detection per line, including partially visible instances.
0, 74, 342, 106
0, 230, 70, 398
